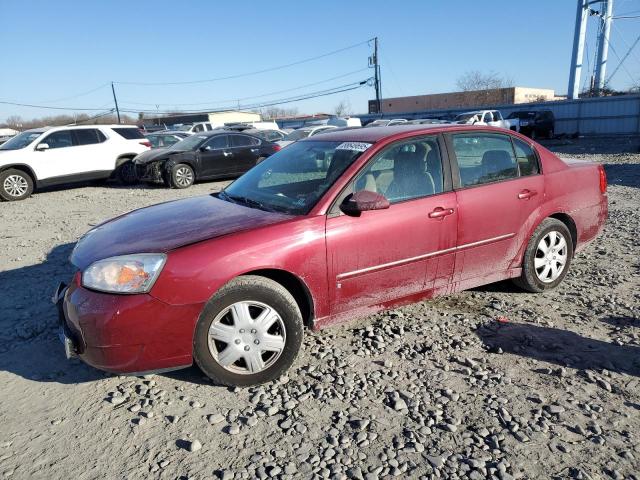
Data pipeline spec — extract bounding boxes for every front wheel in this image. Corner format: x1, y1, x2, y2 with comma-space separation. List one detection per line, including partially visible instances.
513, 218, 573, 293
169, 163, 195, 189
0, 168, 34, 201
193, 276, 303, 386
117, 161, 138, 185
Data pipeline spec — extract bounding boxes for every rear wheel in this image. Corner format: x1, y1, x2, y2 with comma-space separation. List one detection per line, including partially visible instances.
0, 169, 34, 201
513, 218, 573, 292
193, 276, 303, 386
169, 163, 194, 189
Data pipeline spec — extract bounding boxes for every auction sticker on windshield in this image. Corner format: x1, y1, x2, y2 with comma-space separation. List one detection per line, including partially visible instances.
336, 142, 372, 152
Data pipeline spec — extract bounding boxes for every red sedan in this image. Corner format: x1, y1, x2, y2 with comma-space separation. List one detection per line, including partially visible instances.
55, 125, 608, 386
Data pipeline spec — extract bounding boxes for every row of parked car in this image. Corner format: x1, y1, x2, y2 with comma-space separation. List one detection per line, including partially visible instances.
0, 108, 556, 201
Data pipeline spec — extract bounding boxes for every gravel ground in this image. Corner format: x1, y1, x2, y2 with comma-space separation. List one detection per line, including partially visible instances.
0, 138, 638, 480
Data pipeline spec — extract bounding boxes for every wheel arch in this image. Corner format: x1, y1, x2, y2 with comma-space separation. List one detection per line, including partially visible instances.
0, 164, 38, 184
548, 212, 578, 252
239, 269, 315, 329
115, 154, 137, 168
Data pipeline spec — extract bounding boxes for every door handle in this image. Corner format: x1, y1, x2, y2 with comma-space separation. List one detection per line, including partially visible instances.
223, 151, 232, 157
518, 189, 537, 200
428, 207, 455, 219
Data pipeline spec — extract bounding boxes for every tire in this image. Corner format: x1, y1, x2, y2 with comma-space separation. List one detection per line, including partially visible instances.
193, 275, 304, 387
256, 156, 266, 165
169, 163, 195, 189
0, 168, 34, 201
513, 218, 573, 293
117, 161, 138, 185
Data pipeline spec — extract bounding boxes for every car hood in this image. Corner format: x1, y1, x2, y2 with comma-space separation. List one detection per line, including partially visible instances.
133, 148, 193, 164
70, 195, 292, 270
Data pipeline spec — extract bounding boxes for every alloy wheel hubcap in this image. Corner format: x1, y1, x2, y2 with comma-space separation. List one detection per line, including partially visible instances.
3, 175, 28, 197
208, 301, 286, 375
175, 167, 193, 187
534, 230, 568, 283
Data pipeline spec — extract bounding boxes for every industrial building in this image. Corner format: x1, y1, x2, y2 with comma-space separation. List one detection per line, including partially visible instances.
369, 87, 560, 114
144, 110, 261, 128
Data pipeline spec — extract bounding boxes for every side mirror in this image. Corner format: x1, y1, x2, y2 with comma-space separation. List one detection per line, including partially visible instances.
340, 190, 390, 216
36, 143, 49, 151
199, 145, 211, 152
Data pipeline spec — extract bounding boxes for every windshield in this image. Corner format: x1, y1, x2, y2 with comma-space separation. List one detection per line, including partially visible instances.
0, 131, 43, 150
283, 129, 311, 141
455, 113, 477, 122
365, 120, 388, 127
175, 125, 193, 131
168, 134, 208, 151
222, 140, 371, 215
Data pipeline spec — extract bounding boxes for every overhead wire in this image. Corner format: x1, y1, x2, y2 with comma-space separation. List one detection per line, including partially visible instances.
113, 39, 373, 86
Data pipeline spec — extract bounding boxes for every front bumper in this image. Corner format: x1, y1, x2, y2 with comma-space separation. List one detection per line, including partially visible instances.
135, 161, 165, 183
54, 275, 202, 374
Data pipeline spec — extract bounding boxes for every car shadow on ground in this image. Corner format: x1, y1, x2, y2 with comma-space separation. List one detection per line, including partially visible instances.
0, 242, 215, 386
476, 320, 640, 377
0, 242, 108, 384
603, 163, 640, 188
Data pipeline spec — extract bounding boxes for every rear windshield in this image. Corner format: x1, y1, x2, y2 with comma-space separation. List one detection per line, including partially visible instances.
112, 127, 145, 139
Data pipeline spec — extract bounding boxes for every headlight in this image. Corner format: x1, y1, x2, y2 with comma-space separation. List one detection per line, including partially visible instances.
82, 254, 166, 294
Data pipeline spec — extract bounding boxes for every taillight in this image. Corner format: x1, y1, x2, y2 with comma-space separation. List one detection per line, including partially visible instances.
140, 141, 152, 148
598, 164, 607, 194
272, 144, 281, 152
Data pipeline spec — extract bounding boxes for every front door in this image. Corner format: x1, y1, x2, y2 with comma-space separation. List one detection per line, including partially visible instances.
326, 135, 458, 316
447, 132, 545, 284
199, 135, 233, 178
31, 129, 83, 181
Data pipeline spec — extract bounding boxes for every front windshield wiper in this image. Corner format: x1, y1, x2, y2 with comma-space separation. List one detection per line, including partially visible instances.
219, 190, 291, 214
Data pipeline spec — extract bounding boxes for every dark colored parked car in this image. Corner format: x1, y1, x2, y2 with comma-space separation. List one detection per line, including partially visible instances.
56, 124, 607, 386
507, 110, 555, 139
133, 131, 280, 188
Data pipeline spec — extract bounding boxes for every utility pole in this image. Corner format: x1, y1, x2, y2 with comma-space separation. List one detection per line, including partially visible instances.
594, 0, 614, 94
111, 81, 121, 124
568, 0, 590, 99
369, 37, 382, 114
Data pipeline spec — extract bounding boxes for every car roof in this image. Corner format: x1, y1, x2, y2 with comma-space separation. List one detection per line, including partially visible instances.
299, 124, 504, 143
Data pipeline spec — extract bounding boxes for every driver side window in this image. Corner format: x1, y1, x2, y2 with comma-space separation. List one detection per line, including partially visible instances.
353, 137, 444, 204
204, 135, 228, 150
41, 130, 74, 149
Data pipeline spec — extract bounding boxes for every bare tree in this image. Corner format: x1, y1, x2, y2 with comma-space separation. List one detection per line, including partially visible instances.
456, 70, 514, 91
333, 99, 351, 117
4, 115, 24, 129
262, 106, 299, 120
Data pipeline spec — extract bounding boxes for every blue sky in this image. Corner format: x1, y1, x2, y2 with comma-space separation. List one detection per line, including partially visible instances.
1, 0, 639, 122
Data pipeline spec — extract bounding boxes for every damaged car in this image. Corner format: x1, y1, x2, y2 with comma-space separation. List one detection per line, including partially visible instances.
133, 131, 280, 188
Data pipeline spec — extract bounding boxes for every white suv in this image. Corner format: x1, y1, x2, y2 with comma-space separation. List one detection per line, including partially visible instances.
0, 125, 150, 201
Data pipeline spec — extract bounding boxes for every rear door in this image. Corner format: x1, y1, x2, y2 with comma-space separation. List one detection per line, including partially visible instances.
326, 135, 458, 315
228, 134, 261, 172
70, 128, 111, 174
446, 131, 544, 286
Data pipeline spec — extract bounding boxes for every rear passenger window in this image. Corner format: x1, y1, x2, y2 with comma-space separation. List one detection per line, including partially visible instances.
230, 135, 258, 147
354, 136, 444, 203
513, 138, 540, 176
73, 129, 105, 145
452, 134, 518, 187
112, 128, 144, 140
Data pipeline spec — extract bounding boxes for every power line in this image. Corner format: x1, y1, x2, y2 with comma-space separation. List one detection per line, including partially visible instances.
32, 83, 110, 104
118, 68, 369, 107
114, 39, 373, 86
120, 80, 370, 115
0, 100, 111, 111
